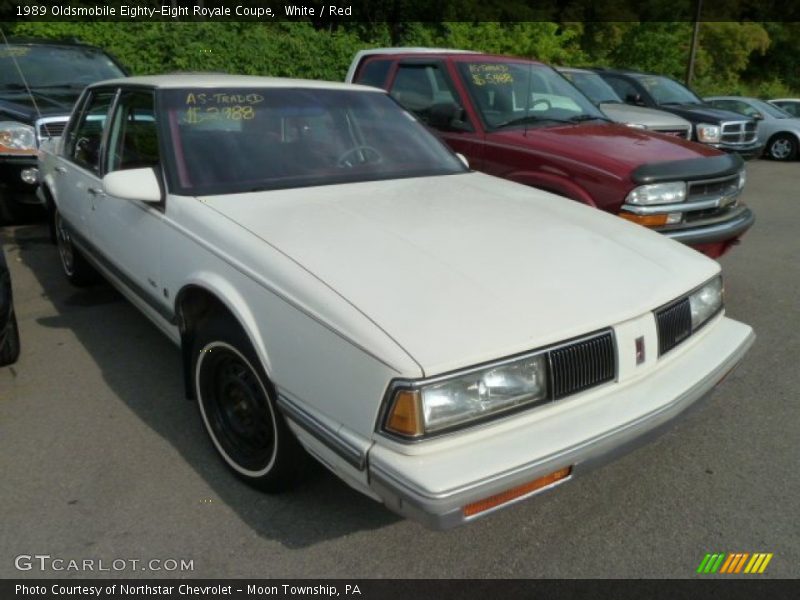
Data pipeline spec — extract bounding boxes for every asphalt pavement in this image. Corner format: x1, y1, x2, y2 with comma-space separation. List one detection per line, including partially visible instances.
1, 160, 798, 578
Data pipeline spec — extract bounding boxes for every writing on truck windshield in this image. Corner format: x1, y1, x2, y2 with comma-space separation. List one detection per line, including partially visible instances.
161, 87, 466, 195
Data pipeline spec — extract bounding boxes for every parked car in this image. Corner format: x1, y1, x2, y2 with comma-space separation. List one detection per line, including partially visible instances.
705, 96, 800, 161
0, 248, 20, 366
39, 74, 754, 529
768, 98, 800, 118
0, 38, 127, 223
557, 67, 691, 138
590, 68, 763, 159
346, 49, 754, 258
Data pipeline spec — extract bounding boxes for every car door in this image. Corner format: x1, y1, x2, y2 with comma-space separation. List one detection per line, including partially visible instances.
93, 88, 171, 321
55, 87, 118, 241
386, 61, 484, 168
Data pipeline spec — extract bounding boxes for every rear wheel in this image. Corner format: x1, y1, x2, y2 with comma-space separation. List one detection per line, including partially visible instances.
766, 133, 798, 161
54, 209, 96, 286
192, 316, 306, 491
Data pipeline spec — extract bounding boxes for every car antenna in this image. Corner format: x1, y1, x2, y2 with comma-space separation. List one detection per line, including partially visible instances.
524, 61, 533, 137
0, 27, 43, 122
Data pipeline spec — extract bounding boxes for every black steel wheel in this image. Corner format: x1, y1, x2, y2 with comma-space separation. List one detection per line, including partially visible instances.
193, 317, 305, 491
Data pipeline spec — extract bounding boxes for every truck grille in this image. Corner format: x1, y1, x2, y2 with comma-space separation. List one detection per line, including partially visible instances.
655, 298, 692, 356
653, 126, 691, 140
549, 331, 616, 400
720, 121, 757, 145
687, 173, 740, 201
35, 117, 69, 143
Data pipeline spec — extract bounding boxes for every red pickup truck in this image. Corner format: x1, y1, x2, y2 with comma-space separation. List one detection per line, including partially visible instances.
345, 49, 754, 258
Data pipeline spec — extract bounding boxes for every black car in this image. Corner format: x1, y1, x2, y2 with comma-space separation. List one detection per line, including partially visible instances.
591, 68, 763, 159
0, 38, 126, 223
0, 248, 20, 366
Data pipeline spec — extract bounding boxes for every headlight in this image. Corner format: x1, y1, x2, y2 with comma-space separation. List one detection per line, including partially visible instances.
624, 122, 647, 129
0, 121, 36, 155
625, 181, 686, 205
689, 276, 723, 331
384, 354, 549, 437
696, 123, 721, 143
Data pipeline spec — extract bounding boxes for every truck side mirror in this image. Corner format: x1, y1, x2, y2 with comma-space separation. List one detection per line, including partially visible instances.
429, 102, 472, 132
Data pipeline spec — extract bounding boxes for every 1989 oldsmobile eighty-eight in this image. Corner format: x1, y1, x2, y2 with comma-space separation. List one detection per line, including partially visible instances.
38, 75, 754, 528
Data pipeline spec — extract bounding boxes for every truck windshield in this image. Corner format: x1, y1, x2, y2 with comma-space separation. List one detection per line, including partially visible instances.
0, 44, 124, 89
559, 70, 621, 105
457, 62, 606, 130
633, 75, 703, 105
160, 87, 467, 195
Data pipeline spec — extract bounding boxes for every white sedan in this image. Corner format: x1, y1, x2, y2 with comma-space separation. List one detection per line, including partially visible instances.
38, 74, 754, 529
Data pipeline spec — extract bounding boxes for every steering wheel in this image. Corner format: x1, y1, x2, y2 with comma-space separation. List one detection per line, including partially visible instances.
337, 145, 383, 168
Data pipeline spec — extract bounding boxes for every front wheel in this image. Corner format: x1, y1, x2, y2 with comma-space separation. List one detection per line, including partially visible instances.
193, 317, 306, 491
54, 209, 96, 286
0, 308, 20, 366
766, 133, 798, 161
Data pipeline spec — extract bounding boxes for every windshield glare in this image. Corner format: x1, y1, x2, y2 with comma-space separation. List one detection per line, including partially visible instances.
560, 71, 621, 104
0, 45, 123, 88
458, 62, 605, 129
634, 75, 702, 105
162, 88, 466, 195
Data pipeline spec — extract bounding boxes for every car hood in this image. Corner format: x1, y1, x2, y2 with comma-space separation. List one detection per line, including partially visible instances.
655, 103, 751, 124
0, 89, 82, 121
599, 102, 691, 129
487, 123, 719, 175
201, 172, 718, 375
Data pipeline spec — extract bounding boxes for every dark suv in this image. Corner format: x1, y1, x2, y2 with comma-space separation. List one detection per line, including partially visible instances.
591, 68, 763, 159
0, 39, 126, 222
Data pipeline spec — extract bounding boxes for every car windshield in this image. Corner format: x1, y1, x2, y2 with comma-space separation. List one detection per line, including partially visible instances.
160, 87, 466, 195
560, 70, 621, 104
751, 98, 793, 119
0, 44, 124, 89
633, 74, 702, 105
457, 62, 606, 130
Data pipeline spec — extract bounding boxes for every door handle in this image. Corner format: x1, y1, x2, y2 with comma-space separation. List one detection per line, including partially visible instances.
54, 166, 67, 174
87, 187, 105, 196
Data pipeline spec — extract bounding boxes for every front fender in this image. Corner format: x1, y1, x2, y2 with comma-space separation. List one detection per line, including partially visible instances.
504, 171, 598, 207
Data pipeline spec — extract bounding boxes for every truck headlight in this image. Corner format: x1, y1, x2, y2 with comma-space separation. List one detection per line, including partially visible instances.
384, 354, 549, 437
625, 181, 686, 205
689, 276, 723, 330
0, 121, 36, 155
696, 123, 721, 143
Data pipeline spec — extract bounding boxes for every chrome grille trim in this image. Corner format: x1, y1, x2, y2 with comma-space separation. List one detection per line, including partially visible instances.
549, 331, 615, 400
652, 126, 692, 140
720, 120, 757, 145
34, 116, 69, 144
655, 297, 692, 356
687, 173, 740, 201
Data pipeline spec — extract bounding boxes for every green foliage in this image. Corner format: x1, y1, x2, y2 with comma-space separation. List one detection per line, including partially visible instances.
0, 20, 796, 97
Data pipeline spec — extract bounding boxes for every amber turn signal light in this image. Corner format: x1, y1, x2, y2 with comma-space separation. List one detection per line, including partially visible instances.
463, 466, 572, 518
385, 390, 424, 437
618, 212, 669, 227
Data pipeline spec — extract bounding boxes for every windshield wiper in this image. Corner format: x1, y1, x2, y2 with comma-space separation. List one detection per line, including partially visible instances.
568, 114, 608, 123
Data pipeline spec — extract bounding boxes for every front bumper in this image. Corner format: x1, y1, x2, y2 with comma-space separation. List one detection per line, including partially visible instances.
368, 316, 754, 529
1, 156, 41, 204
660, 205, 755, 247
711, 141, 764, 161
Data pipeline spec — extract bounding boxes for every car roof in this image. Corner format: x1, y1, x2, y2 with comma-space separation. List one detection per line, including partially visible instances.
89, 73, 383, 92
706, 96, 759, 102
351, 47, 545, 64
3, 37, 107, 51
556, 67, 592, 74
769, 98, 800, 102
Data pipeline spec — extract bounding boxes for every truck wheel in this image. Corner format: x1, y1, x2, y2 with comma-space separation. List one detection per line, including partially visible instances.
193, 316, 306, 491
0, 308, 20, 366
767, 133, 797, 161
54, 209, 96, 286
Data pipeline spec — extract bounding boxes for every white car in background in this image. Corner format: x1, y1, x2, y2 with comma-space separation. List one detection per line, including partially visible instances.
38, 74, 754, 529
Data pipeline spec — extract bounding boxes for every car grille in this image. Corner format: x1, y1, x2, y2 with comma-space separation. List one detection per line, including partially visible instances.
720, 120, 757, 145
653, 127, 691, 140
35, 117, 69, 143
655, 297, 692, 356
549, 330, 616, 400
687, 173, 740, 201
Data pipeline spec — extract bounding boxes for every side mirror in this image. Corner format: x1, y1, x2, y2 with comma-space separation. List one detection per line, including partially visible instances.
429, 102, 471, 132
752, 112, 764, 121
103, 167, 162, 204
456, 153, 469, 169
625, 93, 644, 106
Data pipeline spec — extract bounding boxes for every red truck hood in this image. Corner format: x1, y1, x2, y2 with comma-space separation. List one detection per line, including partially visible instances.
487, 123, 721, 174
